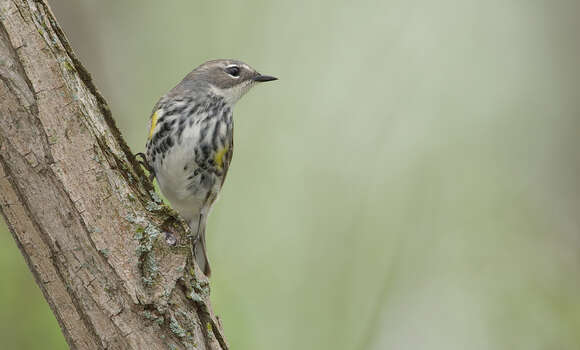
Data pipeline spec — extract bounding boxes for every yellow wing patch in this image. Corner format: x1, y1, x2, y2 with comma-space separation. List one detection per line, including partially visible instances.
148, 110, 159, 140
214, 145, 229, 169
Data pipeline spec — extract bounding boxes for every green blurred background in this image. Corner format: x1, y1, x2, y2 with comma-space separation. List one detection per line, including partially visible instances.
2, 0, 580, 349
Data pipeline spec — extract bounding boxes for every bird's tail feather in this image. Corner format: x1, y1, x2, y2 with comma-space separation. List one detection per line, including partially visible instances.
190, 215, 211, 277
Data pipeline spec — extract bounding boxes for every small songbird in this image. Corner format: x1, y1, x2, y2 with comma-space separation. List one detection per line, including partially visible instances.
145, 59, 277, 276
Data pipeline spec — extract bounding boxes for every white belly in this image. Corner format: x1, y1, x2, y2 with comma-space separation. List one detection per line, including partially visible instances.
151, 117, 225, 223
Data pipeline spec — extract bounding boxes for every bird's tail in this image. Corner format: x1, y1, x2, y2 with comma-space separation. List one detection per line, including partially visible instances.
189, 215, 211, 277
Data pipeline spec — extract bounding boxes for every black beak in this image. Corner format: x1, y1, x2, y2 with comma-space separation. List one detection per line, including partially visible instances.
253, 74, 278, 82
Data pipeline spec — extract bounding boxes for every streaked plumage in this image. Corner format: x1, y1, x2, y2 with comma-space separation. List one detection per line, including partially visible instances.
145, 59, 276, 276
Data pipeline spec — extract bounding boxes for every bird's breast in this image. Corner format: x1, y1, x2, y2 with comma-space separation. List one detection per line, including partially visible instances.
147, 101, 234, 205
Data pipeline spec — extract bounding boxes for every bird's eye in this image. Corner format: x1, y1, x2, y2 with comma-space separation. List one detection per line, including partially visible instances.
225, 66, 240, 77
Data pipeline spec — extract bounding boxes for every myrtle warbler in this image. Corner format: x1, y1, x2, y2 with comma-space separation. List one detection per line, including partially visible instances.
143, 59, 276, 277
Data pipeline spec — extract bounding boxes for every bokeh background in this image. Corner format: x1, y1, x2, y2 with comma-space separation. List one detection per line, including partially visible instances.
1, 1, 580, 349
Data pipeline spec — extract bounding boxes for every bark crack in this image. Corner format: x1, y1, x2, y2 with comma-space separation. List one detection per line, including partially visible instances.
0, 152, 103, 350
0, 18, 37, 111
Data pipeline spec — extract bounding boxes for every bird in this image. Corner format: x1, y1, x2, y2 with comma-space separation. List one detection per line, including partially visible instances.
144, 59, 277, 277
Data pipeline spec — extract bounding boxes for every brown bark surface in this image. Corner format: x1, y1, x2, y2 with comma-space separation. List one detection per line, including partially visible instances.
0, 1, 227, 349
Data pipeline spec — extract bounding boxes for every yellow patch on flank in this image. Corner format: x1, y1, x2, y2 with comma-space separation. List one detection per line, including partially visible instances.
214, 146, 228, 169
148, 110, 159, 140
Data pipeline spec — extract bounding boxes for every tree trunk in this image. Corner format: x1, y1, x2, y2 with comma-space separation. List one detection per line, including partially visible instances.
0, 1, 228, 349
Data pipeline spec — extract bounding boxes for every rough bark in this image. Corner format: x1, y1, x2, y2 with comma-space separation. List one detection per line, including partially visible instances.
0, 1, 228, 349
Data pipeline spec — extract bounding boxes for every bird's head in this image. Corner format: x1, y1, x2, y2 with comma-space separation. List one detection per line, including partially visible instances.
184, 59, 277, 105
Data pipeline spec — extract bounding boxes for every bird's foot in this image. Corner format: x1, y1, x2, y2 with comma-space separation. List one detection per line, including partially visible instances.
135, 152, 155, 183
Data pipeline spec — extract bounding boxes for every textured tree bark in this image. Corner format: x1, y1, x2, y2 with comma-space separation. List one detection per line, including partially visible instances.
0, 1, 228, 349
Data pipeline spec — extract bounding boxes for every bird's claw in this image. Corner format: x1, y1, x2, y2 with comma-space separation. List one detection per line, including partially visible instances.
135, 152, 155, 182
